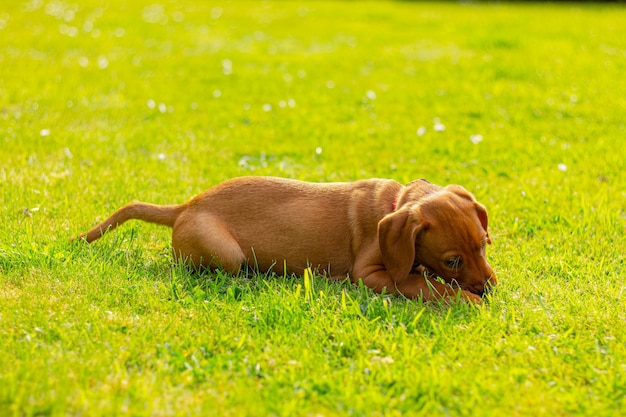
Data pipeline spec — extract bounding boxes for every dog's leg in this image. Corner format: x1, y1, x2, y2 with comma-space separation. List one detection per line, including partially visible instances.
172, 212, 246, 274
400, 274, 482, 303
354, 249, 472, 302
359, 270, 481, 303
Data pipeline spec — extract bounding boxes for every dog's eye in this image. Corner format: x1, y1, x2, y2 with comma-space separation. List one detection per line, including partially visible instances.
445, 257, 462, 269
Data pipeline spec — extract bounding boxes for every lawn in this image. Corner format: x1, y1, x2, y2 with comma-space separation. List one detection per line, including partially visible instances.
1, 0, 626, 415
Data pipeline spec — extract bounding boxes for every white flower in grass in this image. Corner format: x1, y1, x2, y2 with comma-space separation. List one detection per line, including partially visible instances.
97, 55, 109, 69
433, 118, 445, 132
222, 59, 232, 75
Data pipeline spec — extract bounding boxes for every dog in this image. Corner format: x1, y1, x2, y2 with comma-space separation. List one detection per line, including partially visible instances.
73, 176, 496, 303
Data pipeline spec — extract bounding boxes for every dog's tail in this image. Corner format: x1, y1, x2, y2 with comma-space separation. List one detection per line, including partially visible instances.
71, 202, 185, 243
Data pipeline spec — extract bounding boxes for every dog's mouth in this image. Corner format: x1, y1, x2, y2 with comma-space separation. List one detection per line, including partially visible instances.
412, 261, 494, 297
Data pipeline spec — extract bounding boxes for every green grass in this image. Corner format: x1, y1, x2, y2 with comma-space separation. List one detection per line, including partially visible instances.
1, 0, 626, 415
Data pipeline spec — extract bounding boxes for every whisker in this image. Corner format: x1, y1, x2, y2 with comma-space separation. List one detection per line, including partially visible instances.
486, 232, 506, 241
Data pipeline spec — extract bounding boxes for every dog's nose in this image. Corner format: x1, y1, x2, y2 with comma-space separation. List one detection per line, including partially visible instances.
479, 277, 497, 297
488, 273, 498, 287
468, 277, 497, 298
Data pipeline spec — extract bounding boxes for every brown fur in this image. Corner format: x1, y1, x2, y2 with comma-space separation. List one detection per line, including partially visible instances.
73, 176, 497, 303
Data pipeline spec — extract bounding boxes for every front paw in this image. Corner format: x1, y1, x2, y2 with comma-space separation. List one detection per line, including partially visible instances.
461, 290, 482, 303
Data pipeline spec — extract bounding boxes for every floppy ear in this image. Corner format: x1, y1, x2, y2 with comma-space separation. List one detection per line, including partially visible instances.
474, 202, 492, 244
377, 208, 426, 283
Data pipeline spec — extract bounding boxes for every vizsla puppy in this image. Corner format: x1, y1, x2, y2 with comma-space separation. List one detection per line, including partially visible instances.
73, 176, 497, 302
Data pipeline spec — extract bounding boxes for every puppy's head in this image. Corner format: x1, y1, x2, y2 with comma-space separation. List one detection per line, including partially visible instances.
378, 183, 497, 297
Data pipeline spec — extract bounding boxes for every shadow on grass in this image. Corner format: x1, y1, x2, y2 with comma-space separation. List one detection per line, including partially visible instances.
164, 260, 485, 336
9, 227, 489, 334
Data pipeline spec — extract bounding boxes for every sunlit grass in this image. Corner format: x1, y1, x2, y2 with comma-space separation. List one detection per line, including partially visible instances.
1, 1, 626, 415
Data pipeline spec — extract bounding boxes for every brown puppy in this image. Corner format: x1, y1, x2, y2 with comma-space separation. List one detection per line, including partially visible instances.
73, 176, 496, 303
